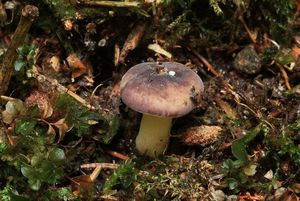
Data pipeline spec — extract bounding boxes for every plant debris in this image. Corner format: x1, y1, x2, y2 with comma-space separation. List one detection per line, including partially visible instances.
0, 0, 299, 200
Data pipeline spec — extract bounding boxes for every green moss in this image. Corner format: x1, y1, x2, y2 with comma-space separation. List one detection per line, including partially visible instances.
43, 0, 77, 19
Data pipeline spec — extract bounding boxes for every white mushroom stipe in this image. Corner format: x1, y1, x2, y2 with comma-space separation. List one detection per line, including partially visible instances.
135, 114, 172, 157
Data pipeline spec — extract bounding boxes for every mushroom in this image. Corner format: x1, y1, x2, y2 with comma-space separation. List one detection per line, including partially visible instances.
120, 62, 204, 157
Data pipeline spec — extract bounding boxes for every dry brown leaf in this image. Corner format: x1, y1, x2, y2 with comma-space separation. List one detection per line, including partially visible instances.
110, 81, 120, 98
25, 90, 53, 118
290, 183, 300, 194
64, 19, 73, 31
47, 124, 56, 136
291, 46, 300, 59
70, 175, 94, 195
181, 125, 223, 146
49, 55, 61, 72
51, 118, 69, 142
66, 53, 92, 79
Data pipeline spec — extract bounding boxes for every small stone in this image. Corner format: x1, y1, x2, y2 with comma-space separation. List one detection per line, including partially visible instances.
233, 45, 262, 74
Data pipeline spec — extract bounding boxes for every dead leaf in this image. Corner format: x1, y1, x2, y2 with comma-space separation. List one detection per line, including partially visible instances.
51, 118, 69, 142
291, 46, 300, 59
110, 81, 120, 98
66, 53, 92, 79
47, 124, 56, 136
290, 183, 300, 194
64, 19, 73, 31
86, 22, 96, 34
49, 55, 61, 72
25, 90, 54, 119
70, 175, 94, 196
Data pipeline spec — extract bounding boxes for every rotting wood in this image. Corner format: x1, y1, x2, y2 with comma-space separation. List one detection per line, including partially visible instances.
119, 22, 145, 64
0, 5, 39, 95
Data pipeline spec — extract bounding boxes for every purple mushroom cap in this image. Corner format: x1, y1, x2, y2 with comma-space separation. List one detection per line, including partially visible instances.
120, 62, 204, 117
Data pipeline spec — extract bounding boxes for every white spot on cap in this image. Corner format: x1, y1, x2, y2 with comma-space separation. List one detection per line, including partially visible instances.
168, 71, 176, 76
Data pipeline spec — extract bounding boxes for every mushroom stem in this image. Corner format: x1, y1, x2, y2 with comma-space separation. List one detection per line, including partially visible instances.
135, 114, 172, 157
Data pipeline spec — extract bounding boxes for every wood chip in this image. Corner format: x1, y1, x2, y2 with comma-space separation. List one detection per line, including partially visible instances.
119, 22, 145, 64
181, 125, 223, 146
148, 43, 173, 59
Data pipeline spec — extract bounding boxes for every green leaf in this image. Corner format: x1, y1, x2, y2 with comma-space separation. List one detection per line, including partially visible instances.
15, 118, 37, 136
231, 140, 248, 163
0, 185, 30, 201
17, 44, 37, 56
39, 161, 57, 182
231, 123, 265, 163
31, 154, 44, 167
17, 45, 30, 55
44, 187, 74, 201
48, 148, 66, 162
227, 178, 238, 190
21, 164, 35, 179
14, 60, 27, 71
28, 179, 41, 191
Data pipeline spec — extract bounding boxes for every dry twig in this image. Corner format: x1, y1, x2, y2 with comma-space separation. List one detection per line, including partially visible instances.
80, 163, 119, 169
78, 0, 140, 7
275, 62, 292, 90
106, 150, 129, 160
238, 15, 257, 45
30, 67, 95, 110
187, 46, 221, 77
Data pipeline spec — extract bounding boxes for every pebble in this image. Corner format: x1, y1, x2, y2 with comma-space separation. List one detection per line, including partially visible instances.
233, 45, 262, 74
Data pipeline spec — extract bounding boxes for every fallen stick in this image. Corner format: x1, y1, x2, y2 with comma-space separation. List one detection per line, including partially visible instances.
80, 162, 119, 169
275, 62, 292, 90
78, 0, 140, 7
187, 46, 221, 77
29, 66, 95, 110
0, 5, 39, 95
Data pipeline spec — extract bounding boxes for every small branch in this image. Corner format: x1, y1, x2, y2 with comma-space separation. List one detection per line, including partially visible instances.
187, 46, 221, 77
29, 66, 95, 110
0, 5, 39, 95
80, 163, 119, 169
89, 165, 101, 182
78, 0, 140, 7
106, 150, 129, 160
275, 62, 292, 90
238, 15, 257, 45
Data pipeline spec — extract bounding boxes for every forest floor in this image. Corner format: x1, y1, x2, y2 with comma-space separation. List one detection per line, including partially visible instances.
0, 0, 299, 201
